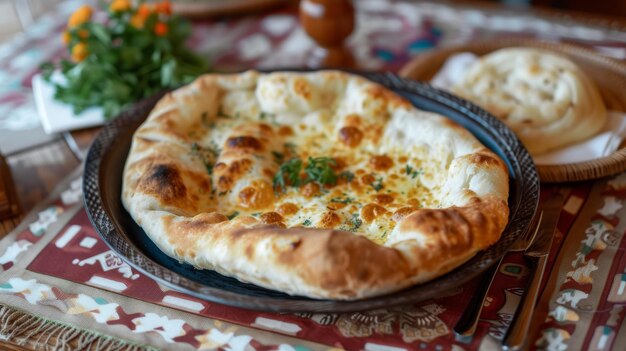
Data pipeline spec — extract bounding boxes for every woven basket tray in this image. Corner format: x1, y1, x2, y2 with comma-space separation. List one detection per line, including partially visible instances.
399, 39, 626, 183
170, 0, 290, 17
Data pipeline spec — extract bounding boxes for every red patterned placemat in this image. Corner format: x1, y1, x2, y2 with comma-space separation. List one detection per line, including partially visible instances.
1, 166, 623, 350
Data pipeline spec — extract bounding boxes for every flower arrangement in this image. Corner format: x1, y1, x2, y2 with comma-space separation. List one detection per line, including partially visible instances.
41, 0, 208, 118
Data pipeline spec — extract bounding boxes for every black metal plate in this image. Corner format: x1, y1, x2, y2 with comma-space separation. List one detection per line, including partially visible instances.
83, 72, 539, 312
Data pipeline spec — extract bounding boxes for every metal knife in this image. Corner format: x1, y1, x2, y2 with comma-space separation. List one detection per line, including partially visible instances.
503, 193, 564, 351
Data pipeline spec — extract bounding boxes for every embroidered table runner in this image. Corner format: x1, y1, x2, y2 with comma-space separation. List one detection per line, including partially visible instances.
0, 165, 624, 350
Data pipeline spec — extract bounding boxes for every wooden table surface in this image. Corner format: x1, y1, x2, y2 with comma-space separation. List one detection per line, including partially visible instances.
0, 1, 624, 350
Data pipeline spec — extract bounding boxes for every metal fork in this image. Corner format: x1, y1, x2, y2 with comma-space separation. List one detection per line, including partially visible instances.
454, 210, 544, 337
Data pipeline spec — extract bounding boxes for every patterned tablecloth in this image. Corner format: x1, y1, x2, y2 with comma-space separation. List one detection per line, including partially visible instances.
0, 1, 625, 350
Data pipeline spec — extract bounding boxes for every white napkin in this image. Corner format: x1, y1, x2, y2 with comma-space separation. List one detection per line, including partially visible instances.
430, 53, 626, 165
32, 72, 105, 134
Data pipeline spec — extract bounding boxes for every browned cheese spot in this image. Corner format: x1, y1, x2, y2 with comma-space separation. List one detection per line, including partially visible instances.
216, 158, 253, 192
238, 180, 274, 209
258, 123, 273, 134
260, 212, 286, 228
327, 201, 348, 211
263, 168, 274, 178
344, 113, 362, 126
407, 198, 421, 207
276, 203, 299, 216
360, 203, 390, 223
330, 157, 346, 172
392, 206, 419, 222
361, 174, 376, 186
398, 156, 408, 163
369, 155, 393, 171
300, 182, 321, 198
318, 211, 341, 228
373, 194, 394, 205
369, 125, 384, 144
225, 136, 263, 151
338, 126, 364, 147
528, 64, 541, 75
278, 126, 294, 136
293, 78, 312, 99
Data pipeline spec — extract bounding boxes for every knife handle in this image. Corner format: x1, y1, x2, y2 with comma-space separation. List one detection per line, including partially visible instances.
454, 257, 503, 336
503, 255, 548, 351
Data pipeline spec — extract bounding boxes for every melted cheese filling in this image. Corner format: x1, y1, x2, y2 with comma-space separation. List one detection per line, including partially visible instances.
190, 91, 444, 245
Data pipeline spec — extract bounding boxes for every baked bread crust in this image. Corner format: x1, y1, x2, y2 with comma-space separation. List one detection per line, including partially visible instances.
452, 48, 607, 156
122, 71, 509, 299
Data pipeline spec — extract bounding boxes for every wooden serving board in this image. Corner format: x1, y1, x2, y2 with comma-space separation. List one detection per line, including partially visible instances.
400, 39, 626, 183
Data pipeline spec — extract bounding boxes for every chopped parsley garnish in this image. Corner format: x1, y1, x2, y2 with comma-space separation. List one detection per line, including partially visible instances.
227, 211, 239, 220
304, 157, 337, 186
273, 156, 339, 192
272, 151, 285, 164
302, 219, 312, 226
259, 111, 275, 120
330, 196, 353, 204
273, 158, 303, 192
371, 177, 384, 191
405, 165, 424, 179
350, 213, 363, 232
380, 230, 389, 240
340, 171, 355, 182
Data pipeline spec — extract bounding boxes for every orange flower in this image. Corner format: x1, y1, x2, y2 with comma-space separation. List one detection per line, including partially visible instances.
62, 31, 71, 45
130, 14, 145, 29
138, 3, 152, 17
110, 0, 131, 13
154, 22, 168, 36
67, 5, 92, 28
78, 29, 89, 39
71, 42, 88, 62
155, 1, 172, 15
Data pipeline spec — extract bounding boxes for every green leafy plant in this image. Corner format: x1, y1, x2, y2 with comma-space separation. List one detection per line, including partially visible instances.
40, 0, 208, 119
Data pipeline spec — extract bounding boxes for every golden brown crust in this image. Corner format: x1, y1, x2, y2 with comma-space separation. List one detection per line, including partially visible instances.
122, 70, 510, 299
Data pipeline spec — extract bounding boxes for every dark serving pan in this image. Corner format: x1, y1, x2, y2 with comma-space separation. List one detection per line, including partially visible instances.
83, 71, 539, 312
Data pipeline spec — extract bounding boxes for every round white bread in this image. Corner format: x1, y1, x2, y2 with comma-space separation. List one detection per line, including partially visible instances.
452, 47, 607, 155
